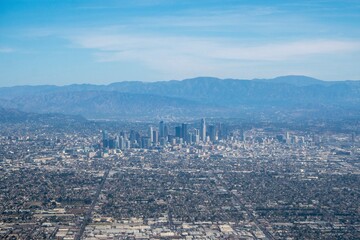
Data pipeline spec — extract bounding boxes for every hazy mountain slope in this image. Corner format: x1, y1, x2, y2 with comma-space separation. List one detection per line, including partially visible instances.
255, 75, 325, 86
106, 76, 360, 106
0, 107, 86, 123
0, 76, 359, 119
0, 91, 213, 119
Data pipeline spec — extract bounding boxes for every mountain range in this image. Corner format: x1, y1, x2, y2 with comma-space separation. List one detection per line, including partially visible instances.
0, 75, 359, 120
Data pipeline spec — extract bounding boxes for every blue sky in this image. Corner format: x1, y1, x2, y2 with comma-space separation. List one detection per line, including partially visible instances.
0, 0, 360, 86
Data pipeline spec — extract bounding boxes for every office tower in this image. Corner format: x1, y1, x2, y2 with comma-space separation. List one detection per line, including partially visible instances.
135, 132, 141, 147
168, 135, 175, 144
153, 130, 159, 144
286, 132, 291, 144
217, 123, 228, 140
119, 136, 125, 150
208, 125, 216, 142
175, 126, 182, 138
125, 140, 131, 149
115, 135, 120, 149
120, 131, 127, 138
182, 123, 189, 142
102, 130, 109, 148
129, 130, 136, 142
160, 137, 166, 146
141, 136, 151, 149
164, 125, 169, 139
194, 129, 200, 143
102, 130, 108, 141
108, 139, 115, 149
187, 133, 193, 144
200, 118, 206, 141
159, 121, 165, 138
149, 126, 153, 144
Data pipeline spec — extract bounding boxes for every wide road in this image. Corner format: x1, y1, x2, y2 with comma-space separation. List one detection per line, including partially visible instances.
75, 167, 111, 240
216, 174, 276, 240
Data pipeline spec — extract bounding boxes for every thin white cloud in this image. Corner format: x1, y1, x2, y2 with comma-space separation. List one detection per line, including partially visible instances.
0, 47, 15, 53
65, 32, 360, 80
211, 40, 360, 61
68, 33, 360, 62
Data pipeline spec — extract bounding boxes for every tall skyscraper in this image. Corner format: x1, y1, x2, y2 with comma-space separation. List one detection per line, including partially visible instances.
159, 121, 165, 138
102, 130, 109, 148
149, 126, 153, 143
129, 130, 136, 142
194, 129, 200, 143
141, 136, 151, 149
164, 125, 169, 139
102, 130, 108, 140
175, 126, 182, 138
286, 132, 291, 144
182, 123, 189, 142
115, 135, 120, 149
208, 125, 216, 142
119, 136, 125, 150
153, 130, 159, 144
200, 118, 206, 141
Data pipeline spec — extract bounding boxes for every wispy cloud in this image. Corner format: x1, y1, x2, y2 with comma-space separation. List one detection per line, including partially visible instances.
0, 47, 15, 53
68, 32, 360, 62
63, 31, 360, 79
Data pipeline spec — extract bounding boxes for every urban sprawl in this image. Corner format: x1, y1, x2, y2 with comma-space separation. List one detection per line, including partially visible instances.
1, 118, 359, 239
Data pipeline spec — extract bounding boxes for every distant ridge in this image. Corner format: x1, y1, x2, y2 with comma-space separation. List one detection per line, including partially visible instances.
256, 75, 325, 86
0, 76, 359, 120
0, 106, 86, 123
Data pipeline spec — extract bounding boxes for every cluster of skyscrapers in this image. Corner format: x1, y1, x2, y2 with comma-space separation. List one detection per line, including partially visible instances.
102, 118, 228, 150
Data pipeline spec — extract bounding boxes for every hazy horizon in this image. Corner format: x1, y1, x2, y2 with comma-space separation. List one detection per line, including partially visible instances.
1, 74, 360, 88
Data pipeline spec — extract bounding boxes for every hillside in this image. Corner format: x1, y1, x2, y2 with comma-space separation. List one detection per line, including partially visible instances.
0, 76, 359, 120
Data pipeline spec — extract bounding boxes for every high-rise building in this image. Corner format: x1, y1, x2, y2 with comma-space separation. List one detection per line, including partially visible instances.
149, 126, 153, 144
208, 125, 217, 142
159, 121, 165, 138
286, 132, 291, 144
141, 136, 151, 149
102, 130, 108, 140
125, 140, 131, 149
187, 132, 193, 144
152, 130, 159, 144
182, 123, 189, 142
164, 125, 168, 138
120, 131, 128, 139
200, 118, 206, 141
108, 139, 115, 149
217, 123, 228, 140
160, 137, 166, 146
194, 129, 200, 143
175, 126, 182, 138
115, 135, 120, 149
102, 130, 109, 148
119, 136, 125, 150
129, 130, 136, 142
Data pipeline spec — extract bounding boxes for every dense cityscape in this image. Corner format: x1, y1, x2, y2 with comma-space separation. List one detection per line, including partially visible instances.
1, 117, 359, 239
2, 0, 360, 239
